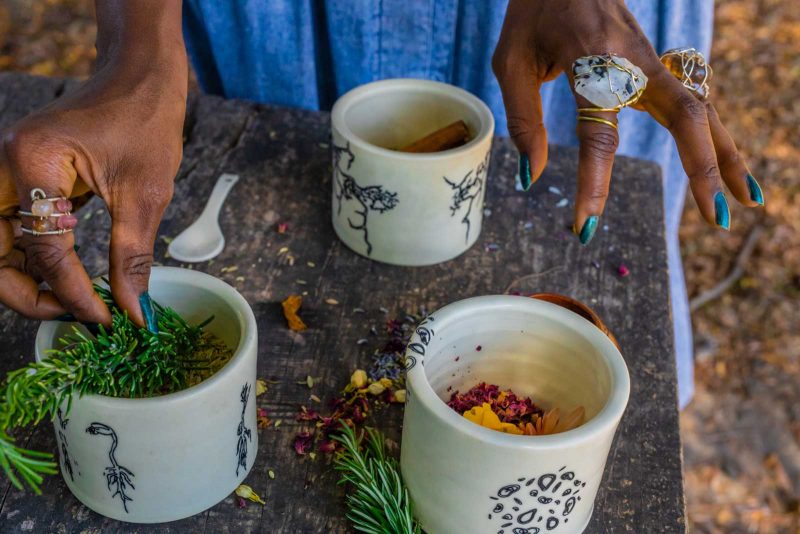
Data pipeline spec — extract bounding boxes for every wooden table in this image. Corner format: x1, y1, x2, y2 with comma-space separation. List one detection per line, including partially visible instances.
0, 73, 685, 533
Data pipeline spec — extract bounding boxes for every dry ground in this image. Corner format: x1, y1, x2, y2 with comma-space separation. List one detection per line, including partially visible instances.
1, 1, 798, 532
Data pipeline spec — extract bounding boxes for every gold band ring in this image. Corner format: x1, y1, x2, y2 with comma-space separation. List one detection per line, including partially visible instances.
577, 115, 618, 130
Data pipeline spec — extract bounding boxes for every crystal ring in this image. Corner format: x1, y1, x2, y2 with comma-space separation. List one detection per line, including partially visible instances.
17, 188, 75, 236
572, 54, 648, 111
660, 47, 712, 100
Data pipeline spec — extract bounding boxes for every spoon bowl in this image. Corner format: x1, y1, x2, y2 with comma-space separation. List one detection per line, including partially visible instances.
168, 174, 239, 263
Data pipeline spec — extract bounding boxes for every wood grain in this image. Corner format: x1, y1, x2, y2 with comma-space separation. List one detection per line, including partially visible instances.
0, 73, 685, 533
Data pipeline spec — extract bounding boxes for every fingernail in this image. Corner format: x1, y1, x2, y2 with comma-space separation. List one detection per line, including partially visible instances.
517, 153, 532, 191
55, 313, 77, 322
745, 174, 764, 206
575, 215, 600, 245
73, 244, 80, 252
139, 291, 159, 334
714, 191, 731, 230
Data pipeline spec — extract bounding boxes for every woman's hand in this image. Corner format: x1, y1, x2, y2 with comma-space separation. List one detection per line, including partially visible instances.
0, 0, 187, 326
493, 0, 764, 243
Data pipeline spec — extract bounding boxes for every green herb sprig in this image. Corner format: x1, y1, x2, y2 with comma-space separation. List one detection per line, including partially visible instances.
332, 424, 420, 534
0, 284, 218, 494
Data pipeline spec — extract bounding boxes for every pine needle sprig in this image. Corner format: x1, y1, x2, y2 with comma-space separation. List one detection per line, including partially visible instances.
332, 424, 420, 534
0, 284, 224, 494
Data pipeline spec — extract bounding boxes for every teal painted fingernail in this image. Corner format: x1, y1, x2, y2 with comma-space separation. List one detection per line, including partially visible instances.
576, 215, 599, 245
517, 153, 532, 191
139, 291, 159, 333
745, 174, 764, 206
714, 191, 731, 230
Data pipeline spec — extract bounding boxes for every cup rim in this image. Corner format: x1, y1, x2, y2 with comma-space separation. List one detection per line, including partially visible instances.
34, 266, 258, 407
406, 295, 630, 449
331, 78, 495, 160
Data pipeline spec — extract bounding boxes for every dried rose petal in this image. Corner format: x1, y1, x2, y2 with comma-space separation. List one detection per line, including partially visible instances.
293, 431, 313, 455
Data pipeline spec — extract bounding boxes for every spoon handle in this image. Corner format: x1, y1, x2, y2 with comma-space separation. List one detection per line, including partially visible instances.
199, 173, 240, 222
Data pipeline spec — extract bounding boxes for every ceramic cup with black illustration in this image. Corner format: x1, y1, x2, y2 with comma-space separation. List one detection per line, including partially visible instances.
330, 78, 494, 266
400, 295, 630, 534
35, 267, 258, 523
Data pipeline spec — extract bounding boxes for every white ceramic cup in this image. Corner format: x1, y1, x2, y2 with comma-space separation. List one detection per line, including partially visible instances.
330, 78, 495, 266
35, 267, 258, 523
400, 295, 630, 534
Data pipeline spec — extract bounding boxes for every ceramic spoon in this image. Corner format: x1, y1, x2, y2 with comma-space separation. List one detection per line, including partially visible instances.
168, 173, 240, 263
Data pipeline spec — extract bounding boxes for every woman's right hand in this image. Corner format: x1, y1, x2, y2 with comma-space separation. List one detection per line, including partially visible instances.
0, 0, 187, 326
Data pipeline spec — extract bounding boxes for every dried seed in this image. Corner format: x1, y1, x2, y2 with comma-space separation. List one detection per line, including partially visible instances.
325, 298, 339, 305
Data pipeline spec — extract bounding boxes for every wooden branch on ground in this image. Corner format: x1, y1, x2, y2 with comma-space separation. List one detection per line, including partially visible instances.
690, 224, 764, 312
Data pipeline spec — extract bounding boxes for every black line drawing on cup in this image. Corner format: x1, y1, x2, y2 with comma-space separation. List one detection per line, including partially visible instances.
86, 422, 135, 513
443, 149, 490, 243
236, 383, 252, 476
333, 142, 399, 255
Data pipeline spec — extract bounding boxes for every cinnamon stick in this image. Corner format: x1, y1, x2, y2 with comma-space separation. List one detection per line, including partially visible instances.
399, 120, 471, 153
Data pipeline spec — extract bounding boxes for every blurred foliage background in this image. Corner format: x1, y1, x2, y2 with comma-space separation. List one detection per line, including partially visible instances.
1, 0, 798, 532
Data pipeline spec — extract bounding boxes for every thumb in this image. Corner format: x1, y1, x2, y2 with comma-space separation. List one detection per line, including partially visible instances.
109, 187, 172, 331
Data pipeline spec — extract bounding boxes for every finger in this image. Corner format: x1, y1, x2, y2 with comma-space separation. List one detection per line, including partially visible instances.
4, 125, 112, 323
0, 219, 65, 318
573, 102, 619, 245
6, 249, 27, 273
705, 102, 764, 207
0, 265, 67, 319
641, 70, 729, 229
492, 42, 550, 191
22, 234, 111, 324
109, 186, 173, 330
0, 219, 12, 256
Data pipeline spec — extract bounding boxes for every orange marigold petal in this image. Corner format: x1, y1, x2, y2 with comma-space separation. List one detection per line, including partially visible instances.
282, 295, 308, 331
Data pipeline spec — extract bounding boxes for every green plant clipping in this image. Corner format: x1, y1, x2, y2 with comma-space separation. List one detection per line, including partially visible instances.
333, 424, 420, 534
0, 284, 233, 494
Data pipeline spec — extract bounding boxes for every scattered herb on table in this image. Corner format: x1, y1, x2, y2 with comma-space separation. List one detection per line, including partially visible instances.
332, 424, 420, 534
293, 317, 411, 455
0, 284, 233, 493
448, 382, 585, 436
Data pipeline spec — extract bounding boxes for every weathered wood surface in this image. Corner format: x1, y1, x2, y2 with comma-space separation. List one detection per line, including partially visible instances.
0, 73, 685, 533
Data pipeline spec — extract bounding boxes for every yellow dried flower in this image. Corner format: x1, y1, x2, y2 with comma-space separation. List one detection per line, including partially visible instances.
367, 382, 386, 396
393, 389, 407, 403
235, 484, 265, 505
379, 378, 393, 389
350, 369, 368, 389
255, 379, 268, 397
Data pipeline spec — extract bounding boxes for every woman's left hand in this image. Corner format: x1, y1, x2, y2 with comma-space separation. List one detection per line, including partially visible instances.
492, 0, 764, 243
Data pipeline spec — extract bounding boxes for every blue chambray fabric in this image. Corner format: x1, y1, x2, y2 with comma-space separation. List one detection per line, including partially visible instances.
182, 0, 714, 408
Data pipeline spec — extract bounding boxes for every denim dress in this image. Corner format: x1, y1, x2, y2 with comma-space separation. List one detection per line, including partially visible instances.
183, 0, 714, 408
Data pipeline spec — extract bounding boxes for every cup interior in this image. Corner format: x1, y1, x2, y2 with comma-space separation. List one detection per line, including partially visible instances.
336, 79, 493, 153
421, 299, 621, 426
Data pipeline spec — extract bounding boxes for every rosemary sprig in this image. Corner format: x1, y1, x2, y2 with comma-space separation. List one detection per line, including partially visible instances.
0, 284, 218, 494
332, 424, 420, 534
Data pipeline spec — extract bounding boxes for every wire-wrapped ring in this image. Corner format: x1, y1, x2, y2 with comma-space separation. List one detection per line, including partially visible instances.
572, 54, 648, 111
16, 188, 75, 236
660, 47, 712, 100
